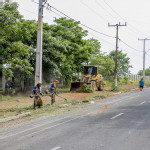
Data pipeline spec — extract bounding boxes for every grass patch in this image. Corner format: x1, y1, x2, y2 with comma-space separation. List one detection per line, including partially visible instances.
82, 100, 89, 103
94, 95, 106, 99
0, 98, 84, 119
56, 87, 70, 93
145, 81, 150, 87
1, 95, 28, 101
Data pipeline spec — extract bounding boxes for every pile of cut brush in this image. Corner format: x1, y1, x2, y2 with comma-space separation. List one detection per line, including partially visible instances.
76, 83, 94, 93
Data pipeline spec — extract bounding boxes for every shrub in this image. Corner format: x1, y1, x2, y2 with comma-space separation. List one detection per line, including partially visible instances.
111, 84, 120, 91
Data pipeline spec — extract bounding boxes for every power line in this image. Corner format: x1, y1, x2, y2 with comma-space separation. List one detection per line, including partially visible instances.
19, 7, 54, 22
95, 0, 118, 21
146, 53, 150, 57
119, 39, 142, 52
50, 5, 115, 38
103, 0, 149, 37
80, 0, 109, 22
51, 10, 63, 18
19, 7, 38, 16
31, 0, 144, 56
83, 0, 148, 47
35, 0, 115, 39
88, 31, 116, 48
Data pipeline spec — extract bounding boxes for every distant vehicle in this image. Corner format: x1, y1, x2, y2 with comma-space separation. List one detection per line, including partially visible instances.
71, 65, 105, 91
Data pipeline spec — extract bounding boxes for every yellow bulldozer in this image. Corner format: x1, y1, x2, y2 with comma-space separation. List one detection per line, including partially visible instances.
71, 65, 105, 91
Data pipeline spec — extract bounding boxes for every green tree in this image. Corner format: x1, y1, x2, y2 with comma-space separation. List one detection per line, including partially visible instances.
90, 53, 115, 77
47, 18, 101, 83
1, 2, 34, 79
109, 50, 132, 75
138, 67, 150, 76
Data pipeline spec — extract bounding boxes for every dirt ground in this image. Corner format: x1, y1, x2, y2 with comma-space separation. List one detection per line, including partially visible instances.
0, 83, 140, 115
0, 83, 140, 130
0, 83, 140, 110
3, 89, 112, 106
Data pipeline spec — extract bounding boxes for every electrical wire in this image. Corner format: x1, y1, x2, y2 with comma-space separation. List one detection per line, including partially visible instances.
95, 0, 118, 21
82, 0, 147, 50
19, 7, 38, 16
49, 5, 116, 38
103, 0, 150, 37
51, 10, 63, 18
146, 53, 150, 57
119, 38, 143, 52
19, 7, 54, 22
32, 0, 115, 39
88, 31, 116, 48
80, 0, 109, 22
31, 0, 145, 55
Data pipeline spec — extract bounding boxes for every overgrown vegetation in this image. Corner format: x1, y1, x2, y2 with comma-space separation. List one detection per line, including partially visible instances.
77, 83, 94, 93
1, 2, 133, 91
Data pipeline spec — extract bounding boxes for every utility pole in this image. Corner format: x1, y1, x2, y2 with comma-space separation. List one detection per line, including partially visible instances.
108, 22, 127, 86
35, 0, 44, 87
138, 38, 150, 80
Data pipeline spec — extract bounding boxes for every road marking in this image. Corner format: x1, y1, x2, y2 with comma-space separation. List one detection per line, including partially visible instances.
51, 146, 61, 150
138, 101, 146, 105
111, 113, 124, 119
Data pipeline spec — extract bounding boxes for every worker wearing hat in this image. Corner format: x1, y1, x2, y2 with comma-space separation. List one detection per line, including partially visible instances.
33, 81, 42, 95
50, 80, 58, 104
32, 81, 42, 109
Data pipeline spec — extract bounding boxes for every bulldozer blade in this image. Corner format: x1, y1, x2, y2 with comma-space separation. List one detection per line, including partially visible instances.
70, 81, 84, 91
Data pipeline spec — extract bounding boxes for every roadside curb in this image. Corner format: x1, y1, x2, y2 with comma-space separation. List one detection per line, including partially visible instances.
0, 112, 31, 123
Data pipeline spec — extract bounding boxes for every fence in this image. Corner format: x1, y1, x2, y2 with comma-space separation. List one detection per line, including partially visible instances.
126, 75, 150, 81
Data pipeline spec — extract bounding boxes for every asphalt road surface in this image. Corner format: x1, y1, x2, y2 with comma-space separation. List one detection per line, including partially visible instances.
0, 88, 150, 150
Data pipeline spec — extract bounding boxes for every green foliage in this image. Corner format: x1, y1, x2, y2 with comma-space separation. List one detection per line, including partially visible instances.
77, 83, 93, 93
1, 2, 34, 79
90, 54, 115, 77
111, 84, 120, 91
119, 76, 129, 84
109, 50, 132, 75
138, 67, 150, 76
1, 2, 133, 90
44, 17, 101, 83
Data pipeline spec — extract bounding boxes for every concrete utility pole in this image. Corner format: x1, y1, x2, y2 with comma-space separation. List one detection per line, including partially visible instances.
138, 38, 150, 80
35, 0, 44, 87
108, 22, 127, 86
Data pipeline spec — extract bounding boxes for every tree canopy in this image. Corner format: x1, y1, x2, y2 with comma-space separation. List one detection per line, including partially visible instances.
109, 50, 132, 75
1, 3, 34, 79
138, 67, 150, 76
1, 2, 133, 86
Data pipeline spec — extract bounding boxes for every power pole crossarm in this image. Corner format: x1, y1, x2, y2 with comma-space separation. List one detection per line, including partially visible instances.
138, 38, 150, 81
108, 22, 127, 86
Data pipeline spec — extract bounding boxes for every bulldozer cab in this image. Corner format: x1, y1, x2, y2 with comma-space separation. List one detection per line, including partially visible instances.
84, 66, 98, 76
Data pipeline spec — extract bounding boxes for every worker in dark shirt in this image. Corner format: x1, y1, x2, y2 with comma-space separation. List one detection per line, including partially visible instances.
32, 81, 42, 108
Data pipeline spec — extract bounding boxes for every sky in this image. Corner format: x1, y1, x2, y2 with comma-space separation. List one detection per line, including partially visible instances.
13, 0, 150, 74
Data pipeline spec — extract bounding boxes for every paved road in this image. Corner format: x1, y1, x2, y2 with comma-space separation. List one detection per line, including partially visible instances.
0, 88, 150, 150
